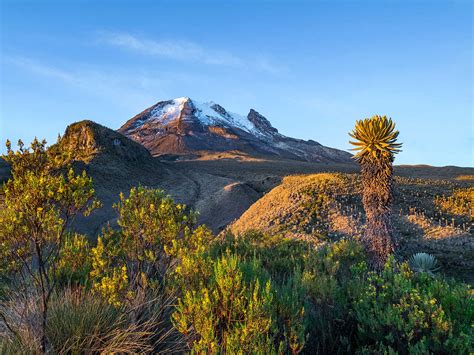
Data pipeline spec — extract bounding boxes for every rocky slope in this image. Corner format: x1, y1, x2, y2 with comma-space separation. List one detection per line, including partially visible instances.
118, 97, 353, 163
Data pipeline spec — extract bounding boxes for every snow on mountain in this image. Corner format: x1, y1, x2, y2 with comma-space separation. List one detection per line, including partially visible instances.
123, 97, 272, 137
118, 97, 353, 163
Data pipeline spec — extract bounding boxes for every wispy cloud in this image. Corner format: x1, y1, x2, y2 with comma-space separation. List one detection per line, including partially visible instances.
98, 32, 283, 73
9, 57, 78, 83
4, 56, 164, 111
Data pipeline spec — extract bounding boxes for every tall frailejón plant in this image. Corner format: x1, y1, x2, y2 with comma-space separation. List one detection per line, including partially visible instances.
349, 116, 402, 269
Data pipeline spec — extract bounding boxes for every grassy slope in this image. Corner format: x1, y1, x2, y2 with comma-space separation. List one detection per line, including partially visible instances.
229, 172, 473, 283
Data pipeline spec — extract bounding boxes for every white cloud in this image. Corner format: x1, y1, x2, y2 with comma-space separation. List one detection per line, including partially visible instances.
4, 56, 164, 110
98, 32, 282, 73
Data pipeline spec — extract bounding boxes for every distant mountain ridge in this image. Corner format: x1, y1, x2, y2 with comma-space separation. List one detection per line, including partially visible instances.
118, 97, 353, 163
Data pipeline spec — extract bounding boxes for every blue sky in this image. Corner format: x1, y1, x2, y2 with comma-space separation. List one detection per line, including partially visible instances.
1, 0, 472, 166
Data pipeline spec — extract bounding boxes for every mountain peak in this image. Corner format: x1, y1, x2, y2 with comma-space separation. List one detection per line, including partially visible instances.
174, 96, 191, 102
119, 97, 257, 136
118, 97, 352, 163
247, 109, 278, 135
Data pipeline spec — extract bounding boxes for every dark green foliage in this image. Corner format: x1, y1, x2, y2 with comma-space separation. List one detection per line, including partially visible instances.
213, 230, 310, 281
272, 269, 308, 354
301, 239, 366, 353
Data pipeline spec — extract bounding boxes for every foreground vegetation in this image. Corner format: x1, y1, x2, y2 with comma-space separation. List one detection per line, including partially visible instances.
0, 138, 472, 354
1, 227, 473, 353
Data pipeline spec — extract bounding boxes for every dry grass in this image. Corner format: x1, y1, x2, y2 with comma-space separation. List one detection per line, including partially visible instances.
230, 173, 362, 240
0, 286, 184, 354
455, 174, 474, 181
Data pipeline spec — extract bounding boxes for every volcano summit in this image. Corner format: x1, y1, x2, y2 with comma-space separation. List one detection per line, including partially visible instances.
118, 97, 352, 163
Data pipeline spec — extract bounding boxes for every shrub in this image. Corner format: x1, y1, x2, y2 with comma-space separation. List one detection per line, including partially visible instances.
169, 225, 214, 291
272, 269, 307, 354
55, 233, 92, 286
89, 186, 201, 307
301, 239, 366, 353
172, 252, 276, 353
174, 231, 310, 353
351, 257, 473, 353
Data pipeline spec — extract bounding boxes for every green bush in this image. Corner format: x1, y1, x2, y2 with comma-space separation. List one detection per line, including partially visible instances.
298, 240, 473, 354
89, 186, 201, 307
351, 258, 473, 354
172, 251, 276, 353
0, 138, 100, 352
171, 231, 310, 353
272, 268, 307, 354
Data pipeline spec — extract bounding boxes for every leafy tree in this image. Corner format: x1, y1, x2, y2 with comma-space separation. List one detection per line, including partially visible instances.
0, 138, 100, 353
349, 116, 402, 269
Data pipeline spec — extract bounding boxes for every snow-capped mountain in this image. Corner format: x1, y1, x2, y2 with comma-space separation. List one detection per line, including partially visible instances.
118, 97, 352, 163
